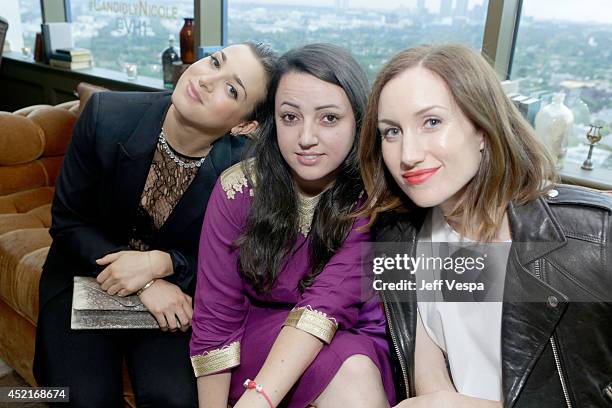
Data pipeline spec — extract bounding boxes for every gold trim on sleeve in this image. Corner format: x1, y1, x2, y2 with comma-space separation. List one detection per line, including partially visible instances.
283, 305, 339, 344
190, 341, 241, 377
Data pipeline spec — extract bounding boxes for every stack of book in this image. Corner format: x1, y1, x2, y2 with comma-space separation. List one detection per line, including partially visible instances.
49, 48, 93, 70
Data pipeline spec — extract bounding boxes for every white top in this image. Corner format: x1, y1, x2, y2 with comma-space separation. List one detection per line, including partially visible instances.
415, 207, 510, 402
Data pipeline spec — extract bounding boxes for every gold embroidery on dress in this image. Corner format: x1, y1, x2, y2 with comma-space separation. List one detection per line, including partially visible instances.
220, 160, 319, 236
220, 159, 255, 199
283, 305, 339, 344
190, 341, 241, 377
297, 192, 321, 237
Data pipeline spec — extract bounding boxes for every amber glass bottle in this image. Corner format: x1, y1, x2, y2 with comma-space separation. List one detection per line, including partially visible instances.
180, 18, 195, 64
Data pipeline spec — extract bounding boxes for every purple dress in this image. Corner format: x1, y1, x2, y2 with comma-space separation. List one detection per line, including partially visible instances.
189, 162, 395, 407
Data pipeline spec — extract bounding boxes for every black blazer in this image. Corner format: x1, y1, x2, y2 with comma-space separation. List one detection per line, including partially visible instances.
38, 91, 248, 309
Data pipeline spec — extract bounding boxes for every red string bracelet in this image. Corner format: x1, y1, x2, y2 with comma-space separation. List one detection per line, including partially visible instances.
243, 379, 275, 408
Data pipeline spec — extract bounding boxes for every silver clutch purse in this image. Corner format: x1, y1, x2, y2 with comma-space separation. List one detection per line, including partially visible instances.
71, 276, 159, 329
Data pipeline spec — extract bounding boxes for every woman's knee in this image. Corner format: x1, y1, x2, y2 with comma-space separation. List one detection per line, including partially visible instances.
314, 355, 388, 408
337, 355, 382, 384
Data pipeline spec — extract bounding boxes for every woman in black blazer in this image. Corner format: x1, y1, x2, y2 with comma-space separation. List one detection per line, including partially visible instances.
34, 42, 277, 408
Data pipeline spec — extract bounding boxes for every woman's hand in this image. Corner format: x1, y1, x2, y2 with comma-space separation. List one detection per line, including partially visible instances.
138, 279, 193, 332
96, 250, 173, 296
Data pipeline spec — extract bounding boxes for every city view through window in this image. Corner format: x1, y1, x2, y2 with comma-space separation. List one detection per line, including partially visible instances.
512, 0, 612, 170
16, 0, 42, 52
13, 0, 612, 171
228, 0, 489, 81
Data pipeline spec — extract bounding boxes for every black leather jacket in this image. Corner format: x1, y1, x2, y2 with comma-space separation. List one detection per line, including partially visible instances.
373, 184, 612, 407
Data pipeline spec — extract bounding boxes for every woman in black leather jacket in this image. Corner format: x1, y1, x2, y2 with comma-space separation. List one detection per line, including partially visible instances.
356, 43, 612, 407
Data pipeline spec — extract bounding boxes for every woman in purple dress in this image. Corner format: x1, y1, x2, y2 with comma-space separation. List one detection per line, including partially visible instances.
189, 44, 395, 408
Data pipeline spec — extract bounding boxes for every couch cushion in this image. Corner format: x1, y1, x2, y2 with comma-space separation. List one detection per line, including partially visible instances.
0, 199, 16, 214
0, 162, 48, 196
55, 100, 80, 115
76, 82, 107, 116
28, 204, 51, 228
11, 247, 48, 323
0, 213, 45, 235
39, 156, 64, 186
27, 107, 76, 157
12, 105, 52, 116
0, 299, 38, 386
0, 112, 45, 165
0, 229, 51, 316
0, 187, 54, 214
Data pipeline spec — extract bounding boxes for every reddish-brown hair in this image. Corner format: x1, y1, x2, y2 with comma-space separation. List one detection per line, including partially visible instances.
357, 43, 558, 241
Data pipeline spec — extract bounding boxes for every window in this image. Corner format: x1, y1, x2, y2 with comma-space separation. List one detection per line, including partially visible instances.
69, 0, 194, 78
19, 0, 42, 52
3, 0, 42, 54
511, 0, 612, 171
227, 0, 490, 82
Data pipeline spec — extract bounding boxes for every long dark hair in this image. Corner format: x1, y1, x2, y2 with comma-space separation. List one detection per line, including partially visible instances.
237, 43, 369, 293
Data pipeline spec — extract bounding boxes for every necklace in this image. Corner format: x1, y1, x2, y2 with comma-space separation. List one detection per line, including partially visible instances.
297, 192, 322, 236
159, 128, 207, 169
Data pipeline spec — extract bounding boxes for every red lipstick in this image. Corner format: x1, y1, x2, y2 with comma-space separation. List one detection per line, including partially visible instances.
402, 167, 440, 185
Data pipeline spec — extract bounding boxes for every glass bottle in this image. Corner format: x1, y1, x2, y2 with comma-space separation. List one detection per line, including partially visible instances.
180, 17, 195, 64
534, 92, 574, 170
162, 36, 180, 89
565, 89, 591, 147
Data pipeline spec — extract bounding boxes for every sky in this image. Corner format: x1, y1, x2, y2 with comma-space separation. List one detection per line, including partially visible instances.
521, 0, 612, 25
231, 0, 612, 25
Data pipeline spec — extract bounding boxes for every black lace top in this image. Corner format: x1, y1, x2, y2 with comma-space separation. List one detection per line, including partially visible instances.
128, 137, 202, 250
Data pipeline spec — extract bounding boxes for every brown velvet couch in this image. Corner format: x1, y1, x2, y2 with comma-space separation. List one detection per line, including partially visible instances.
0, 96, 136, 406
0, 100, 77, 385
